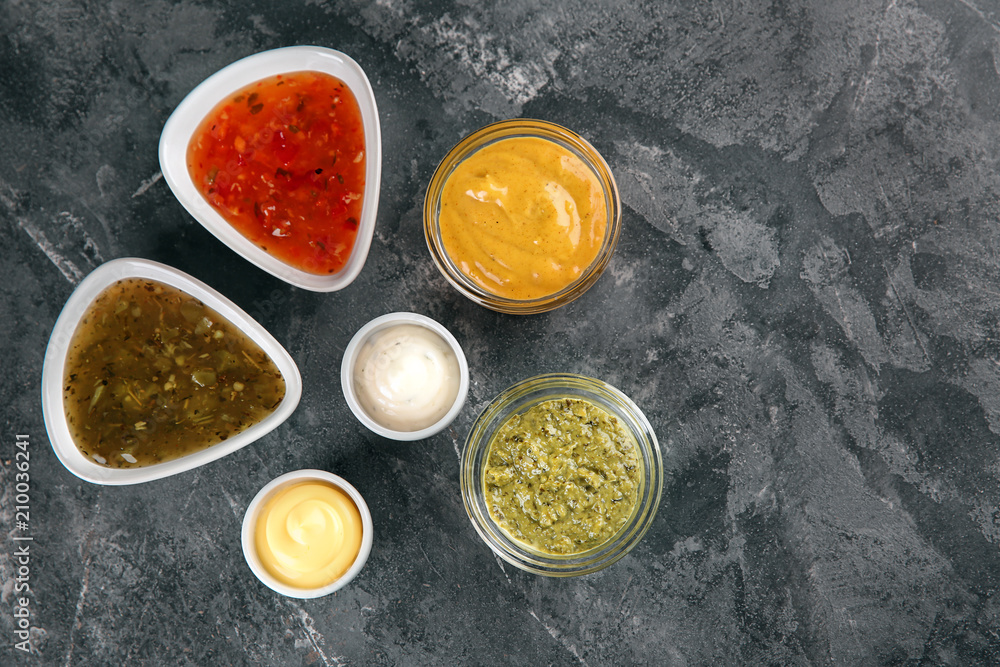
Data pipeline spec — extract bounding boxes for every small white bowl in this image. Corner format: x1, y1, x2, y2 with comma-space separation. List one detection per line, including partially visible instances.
158, 45, 382, 292
41, 257, 302, 485
341, 313, 469, 441
241, 470, 373, 598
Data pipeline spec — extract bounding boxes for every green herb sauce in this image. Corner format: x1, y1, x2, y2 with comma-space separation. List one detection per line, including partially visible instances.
63, 278, 285, 468
484, 398, 640, 554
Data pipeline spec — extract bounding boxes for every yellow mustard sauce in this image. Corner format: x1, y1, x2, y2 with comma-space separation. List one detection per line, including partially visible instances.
438, 137, 607, 300
254, 482, 363, 589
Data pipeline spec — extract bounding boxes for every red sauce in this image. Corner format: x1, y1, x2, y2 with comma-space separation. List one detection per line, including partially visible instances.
187, 71, 366, 275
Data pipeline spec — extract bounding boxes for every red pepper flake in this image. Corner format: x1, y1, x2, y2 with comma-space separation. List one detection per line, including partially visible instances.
187, 70, 366, 275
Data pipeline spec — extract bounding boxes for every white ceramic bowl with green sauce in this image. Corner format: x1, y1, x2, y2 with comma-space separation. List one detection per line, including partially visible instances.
461, 373, 663, 576
41, 257, 302, 485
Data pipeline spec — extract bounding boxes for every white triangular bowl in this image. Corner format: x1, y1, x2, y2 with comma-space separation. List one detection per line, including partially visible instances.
158, 46, 381, 292
41, 257, 302, 485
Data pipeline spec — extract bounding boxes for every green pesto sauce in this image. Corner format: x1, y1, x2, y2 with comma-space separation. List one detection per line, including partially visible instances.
483, 398, 640, 555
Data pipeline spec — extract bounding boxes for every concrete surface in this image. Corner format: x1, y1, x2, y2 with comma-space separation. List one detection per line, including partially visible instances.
2, 0, 1000, 664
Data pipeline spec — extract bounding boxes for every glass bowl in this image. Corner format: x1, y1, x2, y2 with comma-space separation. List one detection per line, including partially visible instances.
158, 46, 381, 292
461, 373, 662, 576
423, 119, 621, 314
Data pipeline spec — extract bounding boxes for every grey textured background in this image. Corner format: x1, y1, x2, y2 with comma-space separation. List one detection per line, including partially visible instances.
3, 0, 1000, 664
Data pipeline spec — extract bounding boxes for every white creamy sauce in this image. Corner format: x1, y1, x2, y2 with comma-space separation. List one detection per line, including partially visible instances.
353, 324, 460, 431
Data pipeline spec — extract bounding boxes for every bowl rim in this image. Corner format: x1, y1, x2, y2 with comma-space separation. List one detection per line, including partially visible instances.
423, 118, 622, 315
158, 45, 382, 292
461, 373, 663, 576
241, 469, 374, 598
340, 312, 470, 441
40, 257, 302, 485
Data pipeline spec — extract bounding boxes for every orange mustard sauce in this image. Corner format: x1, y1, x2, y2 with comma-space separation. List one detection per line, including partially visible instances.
438, 137, 607, 300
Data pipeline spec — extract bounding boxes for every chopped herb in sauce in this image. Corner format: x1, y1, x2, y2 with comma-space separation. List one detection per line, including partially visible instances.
484, 398, 640, 554
62, 278, 285, 468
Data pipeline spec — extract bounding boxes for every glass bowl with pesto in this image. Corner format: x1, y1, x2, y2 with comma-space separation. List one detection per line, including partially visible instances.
423, 119, 622, 315
461, 374, 663, 576
41, 258, 302, 485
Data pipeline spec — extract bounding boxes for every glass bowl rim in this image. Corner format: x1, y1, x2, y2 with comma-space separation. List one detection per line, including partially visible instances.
423, 118, 622, 315
460, 373, 663, 576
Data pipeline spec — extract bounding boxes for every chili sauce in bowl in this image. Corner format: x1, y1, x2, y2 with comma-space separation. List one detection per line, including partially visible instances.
159, 46, 381, 292
41, 258, 302, 485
